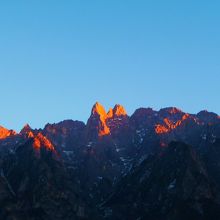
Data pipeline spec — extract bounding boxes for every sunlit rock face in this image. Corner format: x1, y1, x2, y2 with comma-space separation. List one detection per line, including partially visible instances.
86, 102, 128, 139
107, 108, 114, 118
0, 126, 16, 139
106, 105, 127, 118
92, 102, 107, 118
87, 102, 110, 138
32, 132, 55, 151
19, 124, 55, 151
155, 114, 190, 134
112, 104, 127, 117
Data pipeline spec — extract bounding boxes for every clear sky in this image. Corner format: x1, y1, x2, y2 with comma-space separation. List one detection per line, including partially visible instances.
0, 0, 219, 131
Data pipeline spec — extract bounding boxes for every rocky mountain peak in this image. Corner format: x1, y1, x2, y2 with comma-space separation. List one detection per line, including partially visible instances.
107, 108, 114, 118
197, 110, 219, 124
87, 102, 128, 138
0, 125, 16, 139
163, 107, 183, 114
20, 123, 32, 133
19, 123, 35, 138
91, 102, 107, 119
86, 103, 109, 138
112, 104, 127, 117
32, 133, 55, 151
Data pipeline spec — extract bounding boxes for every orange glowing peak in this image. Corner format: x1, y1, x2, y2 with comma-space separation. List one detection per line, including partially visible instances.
89, 102, 127, 137
113, 104, 127, 117
33, 133, 55, 151
107, 108, 114, 118
92, 102, 107, 118
0, 126, 16, 139
90, 102, 111, 137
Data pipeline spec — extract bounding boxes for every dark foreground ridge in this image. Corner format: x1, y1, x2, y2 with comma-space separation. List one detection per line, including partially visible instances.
0, 103, 220, 219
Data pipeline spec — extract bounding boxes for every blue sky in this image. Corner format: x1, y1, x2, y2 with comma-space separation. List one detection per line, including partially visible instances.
0, 0, 219, 131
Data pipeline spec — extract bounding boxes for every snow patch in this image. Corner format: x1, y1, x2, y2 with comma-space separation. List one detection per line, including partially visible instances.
168, 179, 176, 190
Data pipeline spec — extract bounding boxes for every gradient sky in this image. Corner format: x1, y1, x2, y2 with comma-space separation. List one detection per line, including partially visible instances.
0, 0, 219, 131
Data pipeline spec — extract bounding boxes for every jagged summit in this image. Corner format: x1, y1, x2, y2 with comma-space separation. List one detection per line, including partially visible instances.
0, 103, 219, 142
19, 123, 35, 138
91, 102, 127, 118
87, 102, 110, 137
107, 108, 114, 118
160, 107, 183, 114
91, 102, 107, 118
23, 123, 31, 129
113, 104, 127, 117
197, 110, 219, 117
19, 124, 55, 151
20, 123, 32, 133
197, 110, 220, 124
32, 133, 55, 151
87, 102, 128, 138
0, 125, 16, 139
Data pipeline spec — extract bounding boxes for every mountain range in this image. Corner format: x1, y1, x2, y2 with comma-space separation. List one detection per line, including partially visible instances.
0, 102, 220, 220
